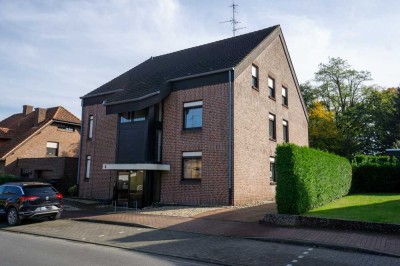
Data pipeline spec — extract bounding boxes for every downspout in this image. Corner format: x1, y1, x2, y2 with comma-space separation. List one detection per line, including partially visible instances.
228, 69, 234, 205
76, 99, 84, 189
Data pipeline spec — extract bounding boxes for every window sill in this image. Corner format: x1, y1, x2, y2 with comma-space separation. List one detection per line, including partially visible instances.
268, 96, 276, 101
269, 138, 277, 142
182, 128, 202, 134
282, 104, 289, 109
180, 179, 201, 185
252, 86, 259, 91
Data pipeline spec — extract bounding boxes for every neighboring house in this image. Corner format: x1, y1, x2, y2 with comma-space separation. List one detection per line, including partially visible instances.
78, 25, 308, 207
0, 105, 81, 193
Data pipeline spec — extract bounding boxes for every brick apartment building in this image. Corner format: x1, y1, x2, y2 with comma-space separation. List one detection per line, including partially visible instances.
0, 105, 81, 193
78, 25, 308, 207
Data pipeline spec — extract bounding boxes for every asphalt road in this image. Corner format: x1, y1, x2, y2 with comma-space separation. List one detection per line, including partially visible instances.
0, 219, 399, 266
0, 230, 206, 266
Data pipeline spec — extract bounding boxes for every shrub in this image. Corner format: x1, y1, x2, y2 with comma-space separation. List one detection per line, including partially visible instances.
68, 184, 78, 197
276, 144, 352, 214
351, 155, 400, 193
0, 173, 17, 185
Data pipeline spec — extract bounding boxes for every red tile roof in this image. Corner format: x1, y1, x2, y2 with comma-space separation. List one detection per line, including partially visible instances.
0, 106, 81, 159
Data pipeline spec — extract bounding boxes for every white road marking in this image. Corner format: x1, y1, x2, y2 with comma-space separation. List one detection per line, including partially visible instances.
99, 235, 105, 237
292, 260, 298, 263
308, 248, 313, 251
303, 251, 308, 254
298, 255, 304, 258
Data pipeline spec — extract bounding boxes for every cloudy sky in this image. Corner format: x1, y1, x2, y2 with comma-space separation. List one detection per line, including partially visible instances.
0, 0, 399, 120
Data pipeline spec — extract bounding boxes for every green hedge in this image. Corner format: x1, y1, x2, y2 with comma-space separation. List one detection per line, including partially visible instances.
351, 155, 400, 193
0, 173, 17, 185
276, 144, 352, 214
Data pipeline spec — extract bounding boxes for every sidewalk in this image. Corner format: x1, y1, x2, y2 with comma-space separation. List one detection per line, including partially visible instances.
71, 210, 400, 257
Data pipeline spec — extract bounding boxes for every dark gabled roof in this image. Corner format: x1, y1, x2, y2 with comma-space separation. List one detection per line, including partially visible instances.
0, 106, 81, 159
83, 25, 279, 104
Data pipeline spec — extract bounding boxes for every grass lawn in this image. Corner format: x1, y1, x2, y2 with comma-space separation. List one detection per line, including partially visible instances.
305, 193, 400, 224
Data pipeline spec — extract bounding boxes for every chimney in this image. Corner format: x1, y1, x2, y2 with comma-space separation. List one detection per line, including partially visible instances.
34, 108, 47, 126
22, 105, 33, 116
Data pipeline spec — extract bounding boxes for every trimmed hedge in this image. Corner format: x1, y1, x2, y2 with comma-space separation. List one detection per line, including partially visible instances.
351, 155, 400, 193
276, 144, 352, 215
0, 173, 17, 185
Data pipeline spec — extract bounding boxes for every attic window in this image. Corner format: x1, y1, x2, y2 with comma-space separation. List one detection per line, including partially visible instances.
252, 65, 259, 89
46, 142, 59, 157
57, 124, 75, 132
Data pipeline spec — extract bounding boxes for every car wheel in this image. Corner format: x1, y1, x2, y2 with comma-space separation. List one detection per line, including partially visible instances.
48, 213, 61, 221
7, 207, 21, 226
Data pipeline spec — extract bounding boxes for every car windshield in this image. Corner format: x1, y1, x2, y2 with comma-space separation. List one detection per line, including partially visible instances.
23, 185, 57, 195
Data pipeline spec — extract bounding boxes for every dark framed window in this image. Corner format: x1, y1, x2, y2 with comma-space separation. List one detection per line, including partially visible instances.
269, 114, 276, 140
183, 101, 202, 129
270, 157, 276, 183
85, 155, 91, 179
57, 124, 75, 132
88, 115, 94, 139
120, 109, 147, 123
182, 151, 202, 180
252, 65, 259, 89
282, 87, 288, 106
283, 120, 289, 143
268, 77, 275, 98
46, 142, 59, 157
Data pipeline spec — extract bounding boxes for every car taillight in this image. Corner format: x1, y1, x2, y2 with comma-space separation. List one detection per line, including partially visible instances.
56, 193, 63, 199
20, 196, 39, 202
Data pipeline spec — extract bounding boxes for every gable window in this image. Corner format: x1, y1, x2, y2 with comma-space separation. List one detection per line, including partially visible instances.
182, 151, 202, 180
252, 65, 259, 89
57, 124, 75, 132
85, 155, 91, 179
88, 115, 94, 139
46, 142, 59, 157
282, 87, 288, 106
270, 157, 276, 183
268, 77, 275, 98
269, 114, 276, 140
120, 109, 147, 123
283, 120, 289, 143
184, 101, 202, 129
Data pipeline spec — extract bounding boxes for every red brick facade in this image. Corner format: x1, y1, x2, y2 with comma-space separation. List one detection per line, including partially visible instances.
161, 83, 230, 205
233, 34, 308, 205
78, 104, 118, 199
4, 123, 80, 177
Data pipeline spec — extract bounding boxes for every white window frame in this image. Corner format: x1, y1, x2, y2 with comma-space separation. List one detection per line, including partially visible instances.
88, 115, 94, 139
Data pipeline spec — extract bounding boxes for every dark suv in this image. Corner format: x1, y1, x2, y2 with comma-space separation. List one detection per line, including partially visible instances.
0, 182, 63, 226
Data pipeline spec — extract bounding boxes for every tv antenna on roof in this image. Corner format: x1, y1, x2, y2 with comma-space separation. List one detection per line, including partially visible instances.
220, 0, 246, 37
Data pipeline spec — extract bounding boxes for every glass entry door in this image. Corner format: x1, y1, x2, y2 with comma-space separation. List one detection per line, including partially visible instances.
129, 171, 144, 208
117, 172, 129, 206
117, 171, 145, 208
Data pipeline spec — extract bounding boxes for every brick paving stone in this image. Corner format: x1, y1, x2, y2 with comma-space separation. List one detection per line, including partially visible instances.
72, 211, 400, 257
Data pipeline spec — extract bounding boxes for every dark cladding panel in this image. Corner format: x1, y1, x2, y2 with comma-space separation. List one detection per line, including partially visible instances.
116, 121, 149, 163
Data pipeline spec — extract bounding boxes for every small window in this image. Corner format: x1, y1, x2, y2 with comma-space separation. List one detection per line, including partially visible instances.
269, 114, 276, 140
120, 109, 147, 123
270, 157, 276, 183
156, 130, 162, 163
252, 65, 259, 89
85, 155, 91, 179
182, 151, 202, 180
268, 77, 275, 98
283, 120, 289, 143
88, 115, 94, 139
282, 87, 288, 106
57, 124, 75, 132
46, 142, 59, 157
184, 101, 202, 129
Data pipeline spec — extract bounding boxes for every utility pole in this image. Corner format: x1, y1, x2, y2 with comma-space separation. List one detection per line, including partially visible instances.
220, 0, 246, 37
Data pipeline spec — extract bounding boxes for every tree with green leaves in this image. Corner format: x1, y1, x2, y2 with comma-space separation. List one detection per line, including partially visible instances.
314, 57, 372, 116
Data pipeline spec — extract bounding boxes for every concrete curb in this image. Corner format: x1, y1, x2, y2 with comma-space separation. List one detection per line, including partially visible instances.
0, 228, 231, 266
261, 214, 400, 234
246, 236, 400, 259
71, 217, 400, 259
